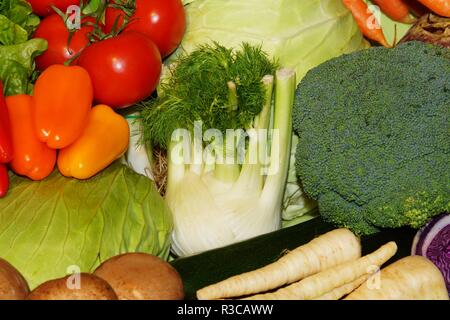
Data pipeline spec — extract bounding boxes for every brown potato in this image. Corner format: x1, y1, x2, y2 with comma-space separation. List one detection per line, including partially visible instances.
94, 253, 184, 300
0, 258, 29, 300
27, 273, 118, 300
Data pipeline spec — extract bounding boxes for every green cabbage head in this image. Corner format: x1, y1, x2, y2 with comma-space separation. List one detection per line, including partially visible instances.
0, 162, 173, 289
177, 0, 369, 83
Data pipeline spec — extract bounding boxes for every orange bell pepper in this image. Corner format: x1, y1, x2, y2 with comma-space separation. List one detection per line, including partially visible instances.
33, 64, 93, 149
57, 105, 130, 179
6, 95, 57, 181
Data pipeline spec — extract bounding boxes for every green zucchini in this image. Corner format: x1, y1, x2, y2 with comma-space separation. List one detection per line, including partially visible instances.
170, 216, 415, 300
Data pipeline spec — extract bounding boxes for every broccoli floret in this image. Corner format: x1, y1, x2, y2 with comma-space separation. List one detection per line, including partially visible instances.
293, 41, 450, 235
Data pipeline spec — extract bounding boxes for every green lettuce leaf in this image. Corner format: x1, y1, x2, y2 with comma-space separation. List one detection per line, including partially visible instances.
0, 38, 47, 95
0, 14, 28, 45
0, 0, 40, 39
0, 162, 173, 289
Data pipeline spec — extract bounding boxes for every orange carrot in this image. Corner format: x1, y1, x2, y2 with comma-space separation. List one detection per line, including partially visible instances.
372, 0, 415, 23
418, 0, 450, 17
342, 0, 391, 47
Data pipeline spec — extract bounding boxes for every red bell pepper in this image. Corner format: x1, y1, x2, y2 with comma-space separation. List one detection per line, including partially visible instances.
0, 164, 8, 198
0, 81, 13, 162
0, 81, 13, 197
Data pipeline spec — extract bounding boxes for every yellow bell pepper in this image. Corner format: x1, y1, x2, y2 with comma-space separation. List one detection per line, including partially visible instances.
57, 105, 129, 179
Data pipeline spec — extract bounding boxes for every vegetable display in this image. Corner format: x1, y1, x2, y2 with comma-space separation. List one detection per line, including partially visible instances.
293, 41, 450, 235
0, 162, 173, 289
0, 0, 447, 302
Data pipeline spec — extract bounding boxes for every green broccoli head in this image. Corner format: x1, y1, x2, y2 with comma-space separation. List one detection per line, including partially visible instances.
293, 41, 450, 235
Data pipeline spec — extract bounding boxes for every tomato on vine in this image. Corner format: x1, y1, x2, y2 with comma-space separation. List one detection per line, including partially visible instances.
28, 0, 81, 17
77, 31, 162, 109
105, 0, 186, 58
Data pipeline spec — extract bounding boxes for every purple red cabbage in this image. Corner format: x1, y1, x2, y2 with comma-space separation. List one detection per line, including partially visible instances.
412, 213, 450, 295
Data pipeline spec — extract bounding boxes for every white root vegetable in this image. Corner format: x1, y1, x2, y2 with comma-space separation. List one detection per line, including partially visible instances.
196, 228, 361, 300
244, 241, 397, 300
313, 275, 369, 300
345, 255, 449, 300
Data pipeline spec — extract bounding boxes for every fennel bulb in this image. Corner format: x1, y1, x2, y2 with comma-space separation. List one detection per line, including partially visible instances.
168, 69, 295, 256
141, 43, 295, 256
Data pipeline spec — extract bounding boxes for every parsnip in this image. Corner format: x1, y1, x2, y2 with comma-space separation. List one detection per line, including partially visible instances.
313, 275, 368, 300
345, 255, 449, 300
196, 228, 361, 300
244, 241, 397, 300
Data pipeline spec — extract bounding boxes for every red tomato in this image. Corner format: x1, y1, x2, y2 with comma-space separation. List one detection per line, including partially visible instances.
77, 32, 162, 109
27, 0, 80, 17
33, 14, 97, 71
104, 6, 125, 34
105, 0, 186, 58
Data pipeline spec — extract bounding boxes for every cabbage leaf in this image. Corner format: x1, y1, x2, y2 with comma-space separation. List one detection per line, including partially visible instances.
176, 0, 369, 84
0, 162, 173, 289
